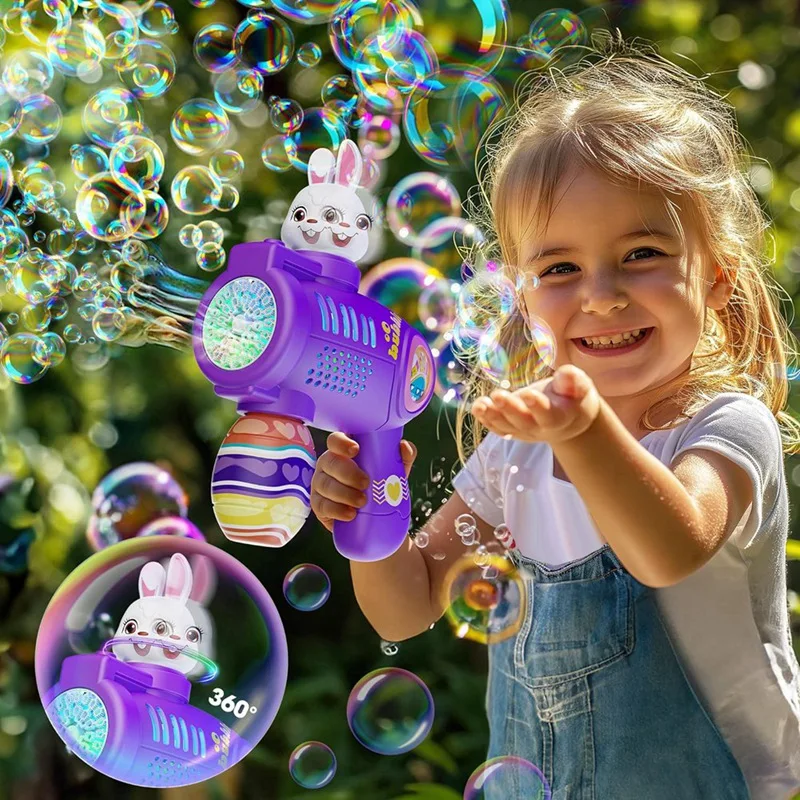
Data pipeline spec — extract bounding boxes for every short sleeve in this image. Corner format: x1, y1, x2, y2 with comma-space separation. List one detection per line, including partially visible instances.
451, 431, 506, 528
669, 393, 784, 551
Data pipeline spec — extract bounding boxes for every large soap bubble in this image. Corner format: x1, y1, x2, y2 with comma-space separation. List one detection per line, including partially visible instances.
35, 536, 288, 788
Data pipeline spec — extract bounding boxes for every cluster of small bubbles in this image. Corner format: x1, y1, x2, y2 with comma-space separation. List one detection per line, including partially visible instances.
464, 756, 551, 800
179, 221, 227, 272
380, 640, 399, 656
86, 462, 189, 552
455, 512, 480, 547
346, 668, 434, 755
282, 563, 331, 611
288, 741, 337, 789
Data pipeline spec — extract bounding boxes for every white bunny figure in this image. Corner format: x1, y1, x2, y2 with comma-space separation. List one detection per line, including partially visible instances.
112, 553, 216, 680
281, 139, 379, 264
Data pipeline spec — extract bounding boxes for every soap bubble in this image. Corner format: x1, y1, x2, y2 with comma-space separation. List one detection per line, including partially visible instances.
136, 516, 206, 541
282, 563, 331, 611
464, 756, 551, 799
233, 12, 294, 74
86, 461, 189, 551
288, 741, 337, 789
347, 667, 434, 755
171, 99, 230, 156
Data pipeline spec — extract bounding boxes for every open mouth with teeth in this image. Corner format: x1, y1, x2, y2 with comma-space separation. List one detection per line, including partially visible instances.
301, 229, 321, 244
331, 231, 353, 248
133, 640, 182, 659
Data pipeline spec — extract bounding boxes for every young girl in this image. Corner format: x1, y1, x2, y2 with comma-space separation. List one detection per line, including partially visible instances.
310, 31, 800, 799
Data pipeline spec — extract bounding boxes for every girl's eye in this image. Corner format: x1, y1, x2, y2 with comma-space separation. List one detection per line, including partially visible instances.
123, 620, 137, 635
185, 627, 201, 644
292, 207, 306, 222
154, 620, 170, 636
355, 214, 371, 231
322, 207, 340, 224
541, 248, 664, 277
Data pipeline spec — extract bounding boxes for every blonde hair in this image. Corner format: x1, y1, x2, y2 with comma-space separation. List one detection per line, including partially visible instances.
454, 28, 800, 473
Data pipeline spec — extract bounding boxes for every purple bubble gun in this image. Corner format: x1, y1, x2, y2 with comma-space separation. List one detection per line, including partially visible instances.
42, 652, 247, 788
192, 239, 435, 562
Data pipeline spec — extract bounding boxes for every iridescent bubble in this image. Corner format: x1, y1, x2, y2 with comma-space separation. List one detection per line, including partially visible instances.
269, 97, 303, 133
85, 461, 189, 551
529, 8, 587, 55
417, 277, 457, 333
464, 756, 551, 800
189, 0, 215, 6
115, 37, 176, 99
138, 1, 177, 37
21, 303, 51, 332
360, 258, 443, 342
46, 17, 105, 77
191, 219, 224, 246
86, 2, 139, 61
18, 94, 62, 144
0, 87, 24, 143
19, 0, 64, 46
357, 114, 400, 159
179, 223, 197, 247
209, 150, 244, 182
321, 73, 359, 121
431, 332, 469, 406
193, 22, 236, 73
386, 172, 461, 248
170, 165, 223, 215
260, 134, 295, 172
215, 183, 239, 212
438, 0, 509, 74
441, 550, 524, 644
109, 134, 164, 190
288, 741, 337, 789
2, 51, 55, 100
196, 241, 226, 271
13, 252, 59, 304
47, 228, 75, 257
76, 172, 146, 241
273, 0, 344, 24
92, 307, 127, 341
283, 106, 346, 172
171, 98, 230, 155
233, 12, 294, 74
32, 330, 66, 367
0, 150, 14, 207
296, 41, 321, 67
1, 332, 49, 383
212, 67, 263, 115
329, 0, 423, 73
70, 144, 110, 180
346, 668, 434, 755
83, 86, 143, 147
282, 563, 331, 611
135, 515, 206, 540
412, 217, 485, 281
133, 189, 169, 239
404, 65, 506, 171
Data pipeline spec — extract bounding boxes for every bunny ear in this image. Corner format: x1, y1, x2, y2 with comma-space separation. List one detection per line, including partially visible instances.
308, 148, 336, 185
188, 555, 217, 605
164, 553, 193, 604
140, 562, 166, 598
334, 139, 362, 188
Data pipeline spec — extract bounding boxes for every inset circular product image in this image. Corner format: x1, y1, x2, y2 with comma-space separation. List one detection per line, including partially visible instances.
35, 536, 288, 788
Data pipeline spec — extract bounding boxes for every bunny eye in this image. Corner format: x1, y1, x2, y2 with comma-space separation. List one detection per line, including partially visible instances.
185, 627, 201, 644
153, 619, 171, 637
123, 619, 137, 635
355, 214, 371, 231
292, 206, 306, 222
322, 206, 341, 224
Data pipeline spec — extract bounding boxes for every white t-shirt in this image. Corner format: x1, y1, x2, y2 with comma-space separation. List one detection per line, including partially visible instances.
451, 392, 800, 800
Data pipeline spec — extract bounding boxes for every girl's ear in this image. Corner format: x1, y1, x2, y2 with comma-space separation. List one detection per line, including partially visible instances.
334, 139, 362, 188
308, 148, 336, 185
139, 561, 166, 598
164, 553, 193, 605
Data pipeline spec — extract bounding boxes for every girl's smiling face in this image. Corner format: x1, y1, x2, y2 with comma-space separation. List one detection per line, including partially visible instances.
516, 166, 734, 426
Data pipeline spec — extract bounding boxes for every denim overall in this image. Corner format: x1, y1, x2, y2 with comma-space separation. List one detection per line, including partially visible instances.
485, 543, 751, 800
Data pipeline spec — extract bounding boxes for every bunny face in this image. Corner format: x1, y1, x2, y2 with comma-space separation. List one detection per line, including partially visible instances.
111, 553, 215, 679
281, 139, 377, 263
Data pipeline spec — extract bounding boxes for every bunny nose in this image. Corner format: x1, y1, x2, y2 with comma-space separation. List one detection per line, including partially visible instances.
340, 222, 351, 228
138, 630, 148, 637
169, 634, 181, 640
306, 218, 318, 224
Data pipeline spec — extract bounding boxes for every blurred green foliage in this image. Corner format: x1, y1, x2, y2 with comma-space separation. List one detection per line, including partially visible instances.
1, 0, 800, 798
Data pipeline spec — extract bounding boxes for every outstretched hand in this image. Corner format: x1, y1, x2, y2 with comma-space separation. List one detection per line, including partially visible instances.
470, 364, 602, 446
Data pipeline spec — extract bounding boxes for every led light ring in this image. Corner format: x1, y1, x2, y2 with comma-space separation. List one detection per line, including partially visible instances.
102, 636, 220, 684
